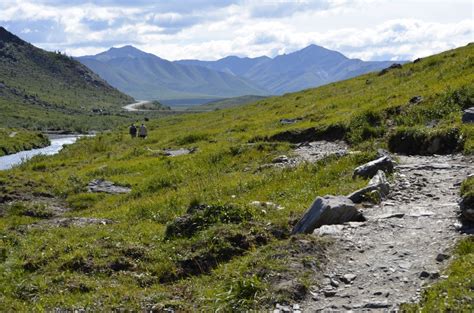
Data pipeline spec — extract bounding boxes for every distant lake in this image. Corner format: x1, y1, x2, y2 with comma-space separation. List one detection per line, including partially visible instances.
0, 135, 82, 170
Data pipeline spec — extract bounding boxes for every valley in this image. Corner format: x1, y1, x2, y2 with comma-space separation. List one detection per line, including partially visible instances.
0, 39, 473, 311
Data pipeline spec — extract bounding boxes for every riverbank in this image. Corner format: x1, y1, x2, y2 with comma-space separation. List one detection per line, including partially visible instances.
0, 128, 50, 156
0, 135, 89, 171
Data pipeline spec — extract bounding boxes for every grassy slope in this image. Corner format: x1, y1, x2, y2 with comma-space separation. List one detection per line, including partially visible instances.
0, 128, 50, 156
0, 27, 134, 131
0, 44, 473, 311
190, 95, 268, 111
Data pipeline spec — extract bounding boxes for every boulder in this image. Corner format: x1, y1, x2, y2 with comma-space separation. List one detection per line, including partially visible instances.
348, 170, 390, 203
353, 156, 394, 179
462, 107, 474, 123
460, 195, 474, 223
378, 63, 402, 76
272, 155, 290, 164
88, 179, 131, 194
291, 196, 363, 234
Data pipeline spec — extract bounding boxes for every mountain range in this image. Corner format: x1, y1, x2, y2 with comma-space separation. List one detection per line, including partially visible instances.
178, 45, 397, 95
78, 45, 401, 101
78, 46, 268, 101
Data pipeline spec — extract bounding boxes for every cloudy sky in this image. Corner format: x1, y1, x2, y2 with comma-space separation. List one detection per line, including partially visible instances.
0, 0, 472, 61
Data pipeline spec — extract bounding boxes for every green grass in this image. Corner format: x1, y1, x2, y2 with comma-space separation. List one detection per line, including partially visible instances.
0, 44, 473, 310
0, 128, 50, 156
0, 27, 134, 131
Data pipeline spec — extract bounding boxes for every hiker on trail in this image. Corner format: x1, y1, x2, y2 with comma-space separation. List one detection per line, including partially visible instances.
139, 123, 148, 139
129, 124, 137, 138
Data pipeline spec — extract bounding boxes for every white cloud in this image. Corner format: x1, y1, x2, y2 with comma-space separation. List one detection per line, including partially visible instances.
0, 0, 472, 61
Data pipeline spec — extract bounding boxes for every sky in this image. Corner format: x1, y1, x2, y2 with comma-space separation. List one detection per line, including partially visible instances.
0, 0, 473, 61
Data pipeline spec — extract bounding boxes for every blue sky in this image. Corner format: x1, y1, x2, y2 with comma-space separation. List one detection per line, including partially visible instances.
0, 0, 472, 61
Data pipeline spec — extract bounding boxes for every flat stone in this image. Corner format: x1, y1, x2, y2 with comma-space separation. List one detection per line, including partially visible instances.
88, 179, 131, 194
353, 156, 395, 179
292, 195, 362, 234
340, 274, 357, 284
313, 224, 345, 236
163, 148, 196, 157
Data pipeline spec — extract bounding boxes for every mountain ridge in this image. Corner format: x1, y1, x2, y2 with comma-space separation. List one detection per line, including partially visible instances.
177, 44, 401, 94
79, 44, 403, 101
78, 46, 270, 100
0, 26, 134, 130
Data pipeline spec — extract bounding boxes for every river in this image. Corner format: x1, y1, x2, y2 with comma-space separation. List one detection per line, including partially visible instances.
0, 135, 82, 171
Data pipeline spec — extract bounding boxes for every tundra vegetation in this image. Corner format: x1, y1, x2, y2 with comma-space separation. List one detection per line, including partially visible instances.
0, 44, 473, 310
0, 128, 50, 156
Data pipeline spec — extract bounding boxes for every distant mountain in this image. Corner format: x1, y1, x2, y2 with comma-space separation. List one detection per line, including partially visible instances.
178, 55, 271, 77
78, 46, 270, 100
0, 27, 134, 130
176, 44, 400, 95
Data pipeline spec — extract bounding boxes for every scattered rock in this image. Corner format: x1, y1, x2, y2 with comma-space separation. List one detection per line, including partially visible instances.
272, 155, 290, 164
419, 270, 440, 279
30, 217, 114, 228
462, 107, 474, 123
292, 196, 363, 234
323, 289, 337, 297
295, 141, 347, 162
280, 118, 302, 125
250, 201, 284, 210
349, 170, 390, 203
459, 194, 474, 223
435, 253, 450, 262
330, 278, 340, 288
313, 224, 345, 236
163, 148, 197, 157
88, 179, 131, 194
340, 274, 357, 284
353, 156, 394, 179
378, 63, 402, 76
409, 96, 423, 104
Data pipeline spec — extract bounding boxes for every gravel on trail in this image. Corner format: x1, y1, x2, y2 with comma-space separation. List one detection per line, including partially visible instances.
297, 154, 473, 312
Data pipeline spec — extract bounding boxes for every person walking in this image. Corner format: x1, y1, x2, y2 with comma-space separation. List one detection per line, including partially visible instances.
139, 123, 148, 139
129, 123, 137, 138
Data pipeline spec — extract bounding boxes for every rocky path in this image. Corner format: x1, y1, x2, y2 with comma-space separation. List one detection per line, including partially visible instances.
301, 154, 473, 311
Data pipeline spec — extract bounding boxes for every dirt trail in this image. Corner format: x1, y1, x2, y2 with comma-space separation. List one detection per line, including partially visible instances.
301, 154, 473, 311
122, 100, 150, 111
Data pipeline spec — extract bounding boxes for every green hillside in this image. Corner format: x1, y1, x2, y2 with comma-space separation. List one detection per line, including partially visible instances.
0, 128, 49, 156
0, 44, 472, 311
0, 27, 134, 131
191, 95, 268, 111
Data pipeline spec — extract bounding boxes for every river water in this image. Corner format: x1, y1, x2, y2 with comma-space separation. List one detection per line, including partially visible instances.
0, 135, 82, 171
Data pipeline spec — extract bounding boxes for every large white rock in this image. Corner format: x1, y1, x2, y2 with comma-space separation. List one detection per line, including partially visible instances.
292, 195, 361, 234
353, 156, 394, 179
